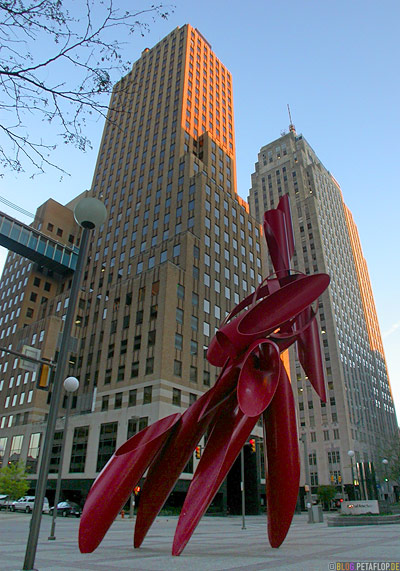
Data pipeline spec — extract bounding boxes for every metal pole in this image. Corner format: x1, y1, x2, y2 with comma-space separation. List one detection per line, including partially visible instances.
129, 493, 135, 518
0, 346, 55, 368
255, 436, 261, 514
48, 393, 72, 540
240, 447, 246, 529
301, 434, 314, 523
23, 227, 90, 571
350, 458, 355, 500
383, 461, 390, 507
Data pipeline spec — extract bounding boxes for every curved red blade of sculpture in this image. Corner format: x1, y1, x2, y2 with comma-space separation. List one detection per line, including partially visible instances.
263, 194, 295, 278
79, 413, 181, 553
264, 362, 300, 548
237, 274, 329, 338
134, 366, 239, 548
172, 393, 258, 556
296, 306, 327, 402
209, 273, 329, 366
237, 339, 281, 417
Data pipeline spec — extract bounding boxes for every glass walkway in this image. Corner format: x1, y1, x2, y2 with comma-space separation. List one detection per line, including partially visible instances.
0, 211, 78, 275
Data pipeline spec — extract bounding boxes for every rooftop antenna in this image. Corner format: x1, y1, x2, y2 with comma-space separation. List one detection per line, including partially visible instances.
287, 104, 296, 134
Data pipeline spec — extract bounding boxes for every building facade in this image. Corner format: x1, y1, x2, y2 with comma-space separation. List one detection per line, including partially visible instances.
0, 25, 265, 508
248, 129, 398, 501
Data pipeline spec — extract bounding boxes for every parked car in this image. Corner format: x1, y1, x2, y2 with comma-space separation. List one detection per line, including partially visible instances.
0, 494, 13, 510
10, 496, 50, 513
49, 500, 81, 518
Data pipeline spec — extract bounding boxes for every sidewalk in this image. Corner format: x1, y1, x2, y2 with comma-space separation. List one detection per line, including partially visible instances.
0, 511, 399, 570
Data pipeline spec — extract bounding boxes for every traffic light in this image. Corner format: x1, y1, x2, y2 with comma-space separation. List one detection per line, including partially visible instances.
249, 439, 256, 453
338, 475, 342, 483
134, 486, 141, 495
37, 363, 51, 390
195, 446, 201, 459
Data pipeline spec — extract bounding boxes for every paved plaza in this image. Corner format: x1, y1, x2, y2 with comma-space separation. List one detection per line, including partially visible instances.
0, 510, 399, 571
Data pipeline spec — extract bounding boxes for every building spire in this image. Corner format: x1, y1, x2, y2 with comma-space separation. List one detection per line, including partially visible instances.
287, 104, 296, 134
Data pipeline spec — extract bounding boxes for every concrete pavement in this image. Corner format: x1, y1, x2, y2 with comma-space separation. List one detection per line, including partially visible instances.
0, 510, 399, 570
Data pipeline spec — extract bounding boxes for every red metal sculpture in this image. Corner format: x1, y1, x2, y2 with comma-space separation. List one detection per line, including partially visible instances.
79, 195, 330, 556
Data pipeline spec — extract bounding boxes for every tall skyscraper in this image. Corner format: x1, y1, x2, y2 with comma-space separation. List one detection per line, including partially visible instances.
248, 129, 398, 500
0, 25, 265, 506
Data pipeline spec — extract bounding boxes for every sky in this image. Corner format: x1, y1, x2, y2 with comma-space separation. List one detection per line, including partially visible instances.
1, 0, 399, 417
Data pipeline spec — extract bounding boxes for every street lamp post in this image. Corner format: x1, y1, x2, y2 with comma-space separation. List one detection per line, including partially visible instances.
300, 434, 314, 523
48, 376, 80, 540
240, 447, 246, 530
23, 197, 106, 571
347, 450, 356, 500
382, 458, 389, 508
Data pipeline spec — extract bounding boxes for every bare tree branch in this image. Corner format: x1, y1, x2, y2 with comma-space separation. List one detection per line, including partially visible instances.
0, 0, 173, 177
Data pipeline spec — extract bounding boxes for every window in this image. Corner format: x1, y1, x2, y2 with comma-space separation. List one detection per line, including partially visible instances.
96, 423, 117, 472
127, 416, 148, 439
101, 396, 109, 411
128, 389, 137, 407
175, 333, 183, 351
49, 431, 63, 473
26, 433, 41, 474
172, 388, 181, 406
190, 340, 198, 355
190, 366, 197, 383
68, 426, 89, 473
177, 284, 185, 299
131, 361, 139, 378
323, 430, 330, 441
150, 304, 158, 319
143, 385, 152, 404
191, 315, 198, 331
134, 335, 141, 350
145, 357, 154, 375
174, 360, 182, 376
203, 370, 210, 386
176, 308, 184, 324
148, 330, 156, 346
115, 392, 123, 409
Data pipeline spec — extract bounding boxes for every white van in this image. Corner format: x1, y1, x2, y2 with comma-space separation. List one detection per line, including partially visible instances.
10, 496, 50, 513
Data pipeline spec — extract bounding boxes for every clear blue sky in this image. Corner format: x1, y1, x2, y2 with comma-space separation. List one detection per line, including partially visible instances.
1, 0, 399, 418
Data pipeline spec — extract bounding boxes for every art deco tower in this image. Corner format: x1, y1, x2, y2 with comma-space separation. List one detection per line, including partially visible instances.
0, 25, 264, 503
248, 129, 397, 499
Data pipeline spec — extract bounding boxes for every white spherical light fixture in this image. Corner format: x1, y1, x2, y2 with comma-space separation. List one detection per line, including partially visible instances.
63, 376, 80, 393
74, 197, 107, 229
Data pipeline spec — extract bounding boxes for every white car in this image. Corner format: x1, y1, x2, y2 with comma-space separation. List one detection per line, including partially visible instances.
10, 496, 50, 513
0, 494, 12, 509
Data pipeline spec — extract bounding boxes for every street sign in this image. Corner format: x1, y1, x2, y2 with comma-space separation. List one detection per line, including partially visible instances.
20, 346, 41, 372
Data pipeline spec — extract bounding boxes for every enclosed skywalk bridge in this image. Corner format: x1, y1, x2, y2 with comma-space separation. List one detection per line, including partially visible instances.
0, 210, 78, 275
